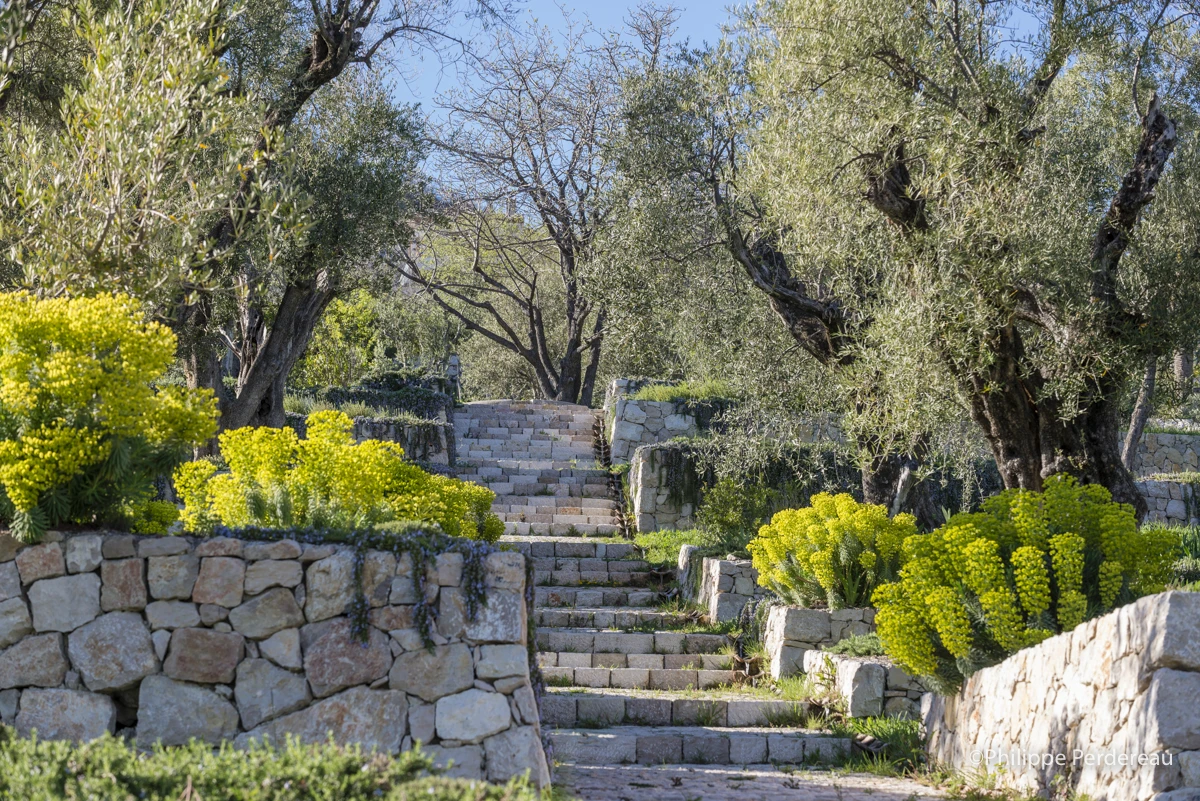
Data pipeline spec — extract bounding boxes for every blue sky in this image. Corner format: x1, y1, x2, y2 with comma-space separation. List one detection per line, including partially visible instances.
395, 1, 736, 113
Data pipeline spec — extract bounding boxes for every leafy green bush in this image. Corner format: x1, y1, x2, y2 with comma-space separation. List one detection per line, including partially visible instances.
175, 411, 502, 541
695, 476, 778, 552
1165, 523, 1200, 585
0, 727, 540, 801
748, 493, 915, 609
124, 500, 180, 535
0, 292, 217, 540
631, 379, 734, 403
873, 475, 1182, 690
634, 528, 708, 566
823, 633, 885, 657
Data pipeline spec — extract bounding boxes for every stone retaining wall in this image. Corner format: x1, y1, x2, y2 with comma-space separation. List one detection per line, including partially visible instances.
628, 445, 700, 532
0, 531, 549, 787
286, 411, 454, 466
923, 591, 1200, 801
1138, 479, 1199, 526
1131, 431, 1200, 477
763, 606, 876, 679
608, 400, 699, 465
682, 554, 770, 623
801, 651, 925, 719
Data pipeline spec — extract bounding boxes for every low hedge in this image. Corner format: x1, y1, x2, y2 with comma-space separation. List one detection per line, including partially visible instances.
0, 727, 542, 801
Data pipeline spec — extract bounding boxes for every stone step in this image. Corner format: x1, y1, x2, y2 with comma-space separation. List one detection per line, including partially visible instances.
497, 512, 619, 526
493, 496, 618, 511
458, 458, 604, 471
530, 556, 650, 574
533, 607, 696, 629
549, 726, 851, 766
543, 665, 736, 690
500, 537, 639, 559
503, 521, 622, 537
534, 571, 654, 589
535, 586, 664, 608
540, 652, 734, 671
463, 482, 612, 500
534, 628, 729, 655
541, 689, 814, 729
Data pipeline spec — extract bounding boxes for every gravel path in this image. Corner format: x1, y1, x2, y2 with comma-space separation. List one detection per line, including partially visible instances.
555, 763, 946, 801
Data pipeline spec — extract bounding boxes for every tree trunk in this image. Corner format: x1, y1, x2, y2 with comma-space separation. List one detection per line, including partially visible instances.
959, 324, 1148, 519
1175, 348, 1194, 401
578, 309, 606, 408
221, 275, 335, 431
1122, 355, 1157, 471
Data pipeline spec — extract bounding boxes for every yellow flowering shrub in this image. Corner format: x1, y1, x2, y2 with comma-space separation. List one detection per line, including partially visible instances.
747, 492, 916, 608
0, 292, 217, 540
873, 475, 1182, 690
174, 411, 503, 542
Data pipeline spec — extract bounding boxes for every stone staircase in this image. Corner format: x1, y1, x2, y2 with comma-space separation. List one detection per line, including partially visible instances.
453, 400, 853, 773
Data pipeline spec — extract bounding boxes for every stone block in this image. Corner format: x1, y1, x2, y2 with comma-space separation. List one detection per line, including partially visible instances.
368, 605, 414, 632
145, 601, 200, 630
683, 733, 730, 764
839, 660, 886, 718
485, 552, 525, 591
637, 734, 682, 764
259, 628, 302, 670
193, 557, 245, 608
67, 612, 158, 692
234, 658, 311, 729
485, 725, 549, 786
577, 696, 625, 726
0, 688, 17, 724
138, 675, 240, 747
476, 644, 526, 679
464, 590, 524, 643
303, 618, 391, 698
435, 688, 512, 743
195, 538, 243, 558
229, 588, 305, 640
425, 744, 484, 780
1146, 669, 1200, 749
0, 562, 19, 603
770, 606, 832, 644
236, 687, 406, 753
0, 633, 67, 689
65, 536, 103, 574
100, 559, 146, 612
28, 574, 100, 633
101, 535, 136, 559
163, 627, 244, 684
389, 642, 473, 702
243, 540, 302, 561
673, 699, 727, 726
16, 543, 65, 585
147, 555, 199, 600
0, 597, 32, 648
728, 733, 767, 764
305, 552, 354, 622
539, 694, 576, 727
241, 560, 303, 598
137, 538, 190, 557
15, 688, 115, 742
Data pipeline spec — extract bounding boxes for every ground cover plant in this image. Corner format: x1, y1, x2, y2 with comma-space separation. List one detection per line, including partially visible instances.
0, 293, 216, 540
0, 727, 541, 801
175, 410, 502, 540
874, 475, 1182, 690
748, 493, 915, 608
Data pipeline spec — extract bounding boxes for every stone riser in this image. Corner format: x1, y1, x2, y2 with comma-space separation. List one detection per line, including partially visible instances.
541, 693, 813, 729
495, 505, 618, 518
466, 485, 611, 500
502, 539, 639, 560
495, 497, 617, 510
532, 608, 690, 629
496, 513, 619, 526
533, 571, 653, 588
535, 629, 729, 655
503, 522, 621, 537
532, 557, 649, 573
543, 666, 735, 690
459, 459, 604, 471
464, 450, 595, 461
462, 467, 609, 480
534, 587, 661, 608
539, 652, 732, 670
549, 727, 851, 766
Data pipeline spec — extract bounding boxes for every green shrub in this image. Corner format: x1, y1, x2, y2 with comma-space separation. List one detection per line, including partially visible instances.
634, 528, 708, 566
0, 292, 217, 540
823, 633, 885, 656
340, 400, 381, 419
174, 411, 503, 541
695, 477, 777, 552
748, 493, 915, 609
630, 379, 735, 402
1166, 523, 1200, 585
873, 475, 1181, 691
0, 727, 540, 800
124, 500, 180, 535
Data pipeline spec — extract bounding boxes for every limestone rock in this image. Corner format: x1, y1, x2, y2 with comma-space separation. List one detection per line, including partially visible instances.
243, 540, 302, 561
259, 628, 302, 670
15, 688, 115, 742
0, 562, 19, 603
137, 537, 191, 557
100, 559, 146, 612
0, 633, 67, 688
302, 618, 391, 698
485, 725, 549, 786
425, 744, 484, 780
0, 688, 17, 724
435, 688, 511, 743
0, 535, 19, 563
15, 543, 64, 585
101, 535, 136, 559
192, 557, 245, 608
465, 590, 525, 643
147, 554, 199, 600
65, 536, 103, 574
228, 588, 305, 639
199, 604, 229, 626
196, 538, 243, 558
244, 560, 302, 596
769, 605, 832, 644
304, 552, 354, 622
368, 605, 414, 632
476, 644, 527, 679
408, 699, 435, 743
163, 628, 244, 684
388, 642, 473, 702
28, 574, 100, 632
137, 675, 239, 747
145, 601, 200, 630
236, 687, 407, 753
152, 629, 171, 661
0, 597, 32, 648
234, 658, 311, 729
67, 612, 159, 692
484, 552, 524, 591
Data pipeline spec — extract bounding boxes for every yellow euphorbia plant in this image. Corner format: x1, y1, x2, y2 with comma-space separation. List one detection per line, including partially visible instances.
873, 475, 1181, 691
175, 410, 504, 541
748, 492, 916, 609
0, 292, 217, 540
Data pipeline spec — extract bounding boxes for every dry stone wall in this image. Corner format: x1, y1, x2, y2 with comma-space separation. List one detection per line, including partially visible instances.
763, 606, 876, 679
679, 552, 770, 623
924, 591, 1200, 801
628, 445, 699, 532
1138, 479, 1200, 526
801, 651, 926, 719
1130, 431, 1200, 477
0, 531, 549, 788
